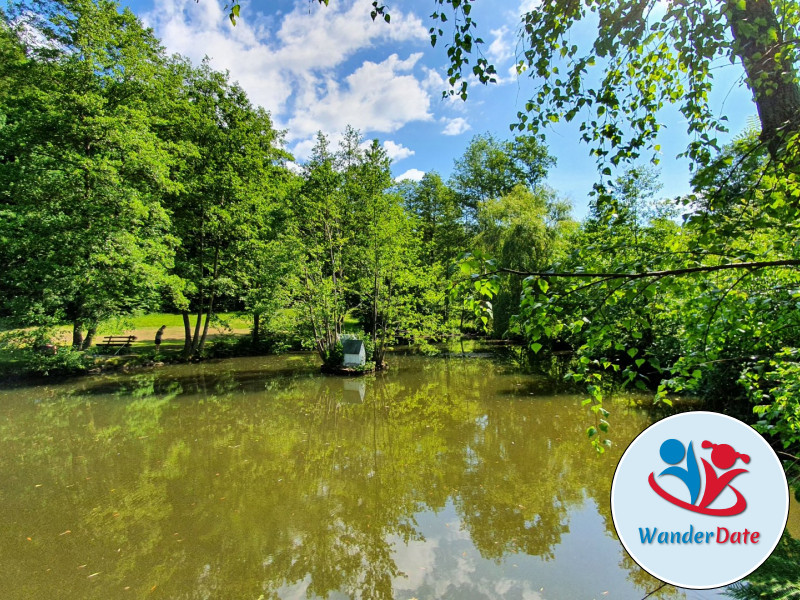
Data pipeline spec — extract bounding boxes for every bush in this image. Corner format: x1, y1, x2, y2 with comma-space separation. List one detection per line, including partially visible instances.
740, 348, 800, 451
204, 332, 302, 359
0, 328, 92, 376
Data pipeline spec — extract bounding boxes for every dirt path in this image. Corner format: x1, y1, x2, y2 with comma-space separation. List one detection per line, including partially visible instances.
125, 325, 250, 343
54, 325, 250, 346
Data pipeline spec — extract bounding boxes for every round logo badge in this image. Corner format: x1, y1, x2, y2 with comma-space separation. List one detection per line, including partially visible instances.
611, 411, 789, 589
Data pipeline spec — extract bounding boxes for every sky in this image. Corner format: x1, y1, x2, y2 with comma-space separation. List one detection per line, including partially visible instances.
119, 0, 758, 220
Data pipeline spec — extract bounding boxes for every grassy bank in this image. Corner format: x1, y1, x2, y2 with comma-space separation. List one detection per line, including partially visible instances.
0, 312, 258, 379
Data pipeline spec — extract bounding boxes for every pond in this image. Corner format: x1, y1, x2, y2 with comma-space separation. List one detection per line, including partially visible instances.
0, 353, 796, 600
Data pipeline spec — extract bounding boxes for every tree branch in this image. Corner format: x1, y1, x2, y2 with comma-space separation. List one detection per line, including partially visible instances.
641, 581, 669, 600
487, 259, 800, 281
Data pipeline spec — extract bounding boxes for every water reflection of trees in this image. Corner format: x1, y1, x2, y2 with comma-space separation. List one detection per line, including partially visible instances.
0, 357, 684, 599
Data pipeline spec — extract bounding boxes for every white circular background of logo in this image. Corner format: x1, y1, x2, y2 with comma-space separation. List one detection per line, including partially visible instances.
611, 411, 789, 589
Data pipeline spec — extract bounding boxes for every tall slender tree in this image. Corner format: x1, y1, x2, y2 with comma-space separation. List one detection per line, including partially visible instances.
162, 60, 288, 357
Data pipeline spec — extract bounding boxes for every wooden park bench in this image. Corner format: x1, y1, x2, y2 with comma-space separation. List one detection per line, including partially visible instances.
97, 335, 137, 355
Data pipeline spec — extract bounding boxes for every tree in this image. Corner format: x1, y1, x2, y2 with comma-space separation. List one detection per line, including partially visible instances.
400, 172, 466, 268
352, 140, 394, 362
397, 172, 469, 332
288, 129, 443, 367
0, 0, 177, 348
162, 60, 289, 358
353, 140, 441, 364
450, 133, 555, 223
288, 132, 349, 363
477, 184, 576, 337
430, 0, 800, 174
241, 174, 302, 347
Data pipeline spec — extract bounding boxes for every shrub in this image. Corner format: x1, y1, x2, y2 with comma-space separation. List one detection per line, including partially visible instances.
0, 328, 92, 376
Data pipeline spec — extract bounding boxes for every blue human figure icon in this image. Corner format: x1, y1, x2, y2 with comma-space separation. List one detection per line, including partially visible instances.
658, 438, 701, 505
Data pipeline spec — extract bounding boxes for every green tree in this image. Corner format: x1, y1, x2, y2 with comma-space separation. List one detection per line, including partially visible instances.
241, 174, 302, 348
450, 133, 555, 224
288, 132, 349, 363
0, 0, 176, 348
355, 140, 444, 363
398, 172, 468, 333
432, 0, 800, 171
162, 60, 289, 357
478, 184, 576, 337
352, 139, 394, 362
400, 172, 466, 268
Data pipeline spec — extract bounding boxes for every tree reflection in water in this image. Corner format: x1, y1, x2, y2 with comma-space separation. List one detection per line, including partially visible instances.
0, 354, 732, 599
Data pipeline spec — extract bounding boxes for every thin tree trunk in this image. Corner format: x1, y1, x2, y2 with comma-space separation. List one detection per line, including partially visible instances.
377, 311, 388, 366
72, 321, 84, 349
324, 222, 340, 342
190, 303, 203, 356
182, 311, 193, 358
302, 267, 325, 360
372, 266, 379, 351
197, 247, 220, 356
197, 292, 215, 355
81, 324, 97, 351
190, 213, 206, 357
252, 312, 260, 344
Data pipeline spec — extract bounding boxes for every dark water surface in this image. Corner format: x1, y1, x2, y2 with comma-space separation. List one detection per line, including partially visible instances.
0, 353, 791, 599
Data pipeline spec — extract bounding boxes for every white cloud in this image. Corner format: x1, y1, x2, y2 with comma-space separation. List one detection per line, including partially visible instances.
519, 0, 542, 13
487, 26, 513, 63
442, 117, 471, 136
285, 160, 303, 175
143, 0, 429, 134
286, 53, 433, 140
383, 140, 415, 162
422, 66, 446, 93
290, 138, 318, 162
395, 168, 426, 182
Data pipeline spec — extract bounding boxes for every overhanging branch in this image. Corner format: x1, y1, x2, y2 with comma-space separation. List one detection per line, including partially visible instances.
488, 259, 800, 280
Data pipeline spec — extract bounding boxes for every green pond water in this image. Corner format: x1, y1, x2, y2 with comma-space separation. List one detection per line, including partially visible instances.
0, 353, 795, 600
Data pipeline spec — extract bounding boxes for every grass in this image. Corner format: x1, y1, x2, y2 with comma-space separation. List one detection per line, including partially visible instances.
104, 312, 252, 331
0, 311, 277, 378
0, 312, 254, 358
343, 312, 362, 333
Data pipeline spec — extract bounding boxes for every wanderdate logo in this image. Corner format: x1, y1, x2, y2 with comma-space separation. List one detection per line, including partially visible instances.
648, 438, 750, 516
611, 412, 789, 589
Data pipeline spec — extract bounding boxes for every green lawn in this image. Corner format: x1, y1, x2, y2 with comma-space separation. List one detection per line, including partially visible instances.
107, 312, 252, 331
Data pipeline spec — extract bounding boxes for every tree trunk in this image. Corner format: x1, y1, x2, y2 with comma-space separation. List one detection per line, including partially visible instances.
72, 321, 84, 349
197, 247, 220, 356
182, 311, 193, 358
372, 264, 379, 354
197, 292, 215, 355
726, 0, 800, 158
190, 303, 203, 356
81, 324, 97, 351
252, 312, 260, 344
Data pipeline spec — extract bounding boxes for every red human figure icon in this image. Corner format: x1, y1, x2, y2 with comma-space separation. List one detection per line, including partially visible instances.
698, 441, 750, 510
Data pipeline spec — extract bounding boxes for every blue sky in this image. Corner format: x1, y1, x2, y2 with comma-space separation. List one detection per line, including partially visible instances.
120, 0, 757, 219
